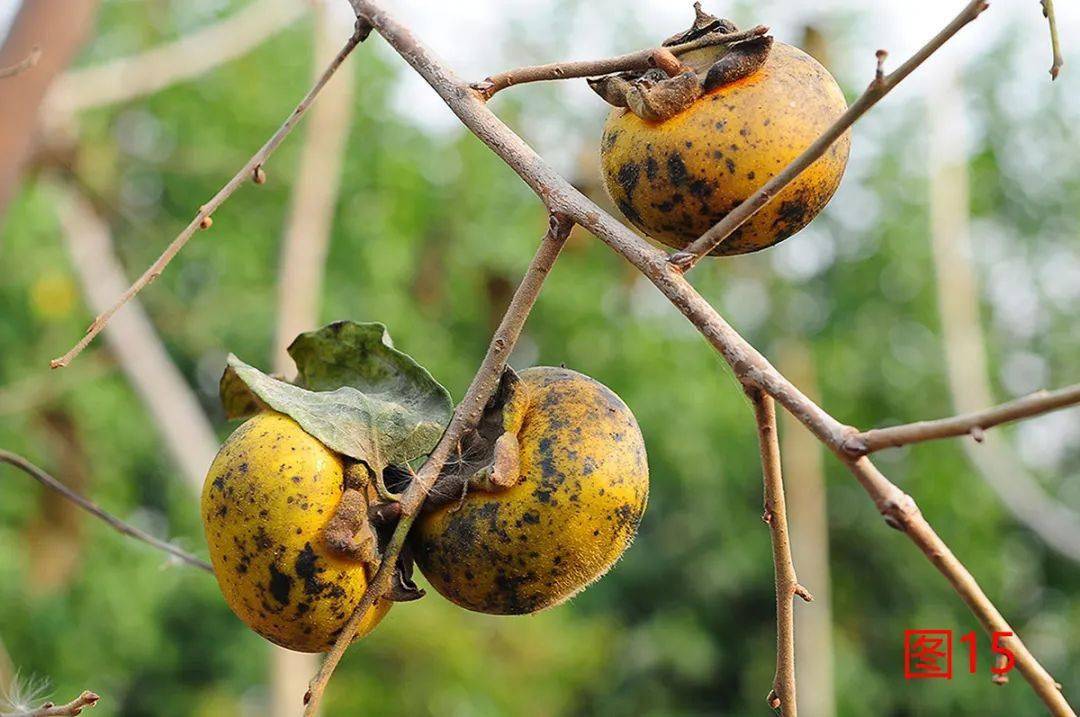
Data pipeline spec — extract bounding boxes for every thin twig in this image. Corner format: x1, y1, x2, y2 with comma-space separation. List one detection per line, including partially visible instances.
53, 182, 219, 492
354, 3, 1075, 713
0, 46, 40, 79
302, 214, 573, 715
0, 690, 100, 717
1041, 0, 1064, 80
46, 0, 306, 114
845, 383, 1080, 455
748, 387, 808, 716
49, 19, 370, 369
667, 0, 990, 271
0, 450, 212, 573
471, 25, 768, 99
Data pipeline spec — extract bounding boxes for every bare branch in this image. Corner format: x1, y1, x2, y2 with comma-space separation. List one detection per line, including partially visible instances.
46, 0, 307, 114
1041, 0, 1064, 80
472, 25, 768, 100
847, 458, 1072, 714
0, 47, 41, 80
846, 384, 1080, 455
747, 387, 805, 716
354, 4, 1075, 713
49, 19, 369, 369
303, 214, 573, 715
0, 450, 212, 574
1, 690, 100, 717
53, 182, 219, 491
668, 0, 990, 271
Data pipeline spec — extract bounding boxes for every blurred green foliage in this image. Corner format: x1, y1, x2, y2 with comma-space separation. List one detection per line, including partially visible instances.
0, 2, 1077, 716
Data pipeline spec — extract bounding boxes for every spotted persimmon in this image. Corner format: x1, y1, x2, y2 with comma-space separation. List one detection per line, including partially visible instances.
412, 367, 649, 615
201, 411, 390, 652
598, 30, 849, 255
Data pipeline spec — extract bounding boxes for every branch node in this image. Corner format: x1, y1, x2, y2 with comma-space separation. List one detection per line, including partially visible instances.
667, 250, 695, 273
794, 584, 814, 602
969, 425, 985, 443
252, 164, 267, 184
874, 49, 889, 85
199, 215, 213, 230
766, 689, 781, 710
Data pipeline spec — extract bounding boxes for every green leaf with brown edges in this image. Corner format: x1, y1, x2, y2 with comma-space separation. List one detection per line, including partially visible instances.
217, 321, 454, 471
225, 354, 449, 473
288, 321, 452, 429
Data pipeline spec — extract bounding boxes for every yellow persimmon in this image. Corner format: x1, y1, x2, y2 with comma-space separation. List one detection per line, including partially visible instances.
600, 42, 849, 255
413, 367, 649, 614
201, 411, 390, 652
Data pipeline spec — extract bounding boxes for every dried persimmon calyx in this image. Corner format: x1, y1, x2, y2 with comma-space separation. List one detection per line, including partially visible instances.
587, 4, 774, 121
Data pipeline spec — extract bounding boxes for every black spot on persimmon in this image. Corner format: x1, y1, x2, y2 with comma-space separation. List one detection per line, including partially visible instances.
667, 152, 689, 187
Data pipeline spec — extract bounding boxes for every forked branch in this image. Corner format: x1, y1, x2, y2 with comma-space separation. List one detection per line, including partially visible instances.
49, 19, 371, 369
667, 0, 990, 270
352, 2, 1074, 713
846, 383, 1080, 455
0, 450, 212, 573
302, 214, 574, 715
747, 388, 811, 716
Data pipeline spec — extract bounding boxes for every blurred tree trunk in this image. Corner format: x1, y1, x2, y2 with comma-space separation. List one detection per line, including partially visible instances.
24, 409, 87, 593
777, 339, 836, 717
927, 73, 1080, 562
0, 0, 99, 228
269, 4, 357, 714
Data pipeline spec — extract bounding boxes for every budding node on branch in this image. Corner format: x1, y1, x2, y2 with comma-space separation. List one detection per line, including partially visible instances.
200, 216, 213, 229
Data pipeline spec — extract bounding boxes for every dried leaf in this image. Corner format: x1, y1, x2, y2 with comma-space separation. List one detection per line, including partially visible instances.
221, 324, 453, 473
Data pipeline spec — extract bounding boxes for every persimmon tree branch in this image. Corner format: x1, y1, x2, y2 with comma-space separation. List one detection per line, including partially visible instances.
49, 18, 370, 369
46, 0, 307, 115
0, 47, 41, 80
0, 450, 212, 573
471, 25, 768, 99
0, 690, 100, 717
845, 384, 1080, 455
668, 0, 989, 270
1041, 0, 1064, 80
747, 388, 811, 716
302, 214, 573, 715
350, 2, 1074, 713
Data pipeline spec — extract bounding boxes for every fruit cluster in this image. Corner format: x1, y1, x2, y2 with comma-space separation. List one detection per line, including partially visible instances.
201, 6, 850, 652
202, 323, 648, 652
